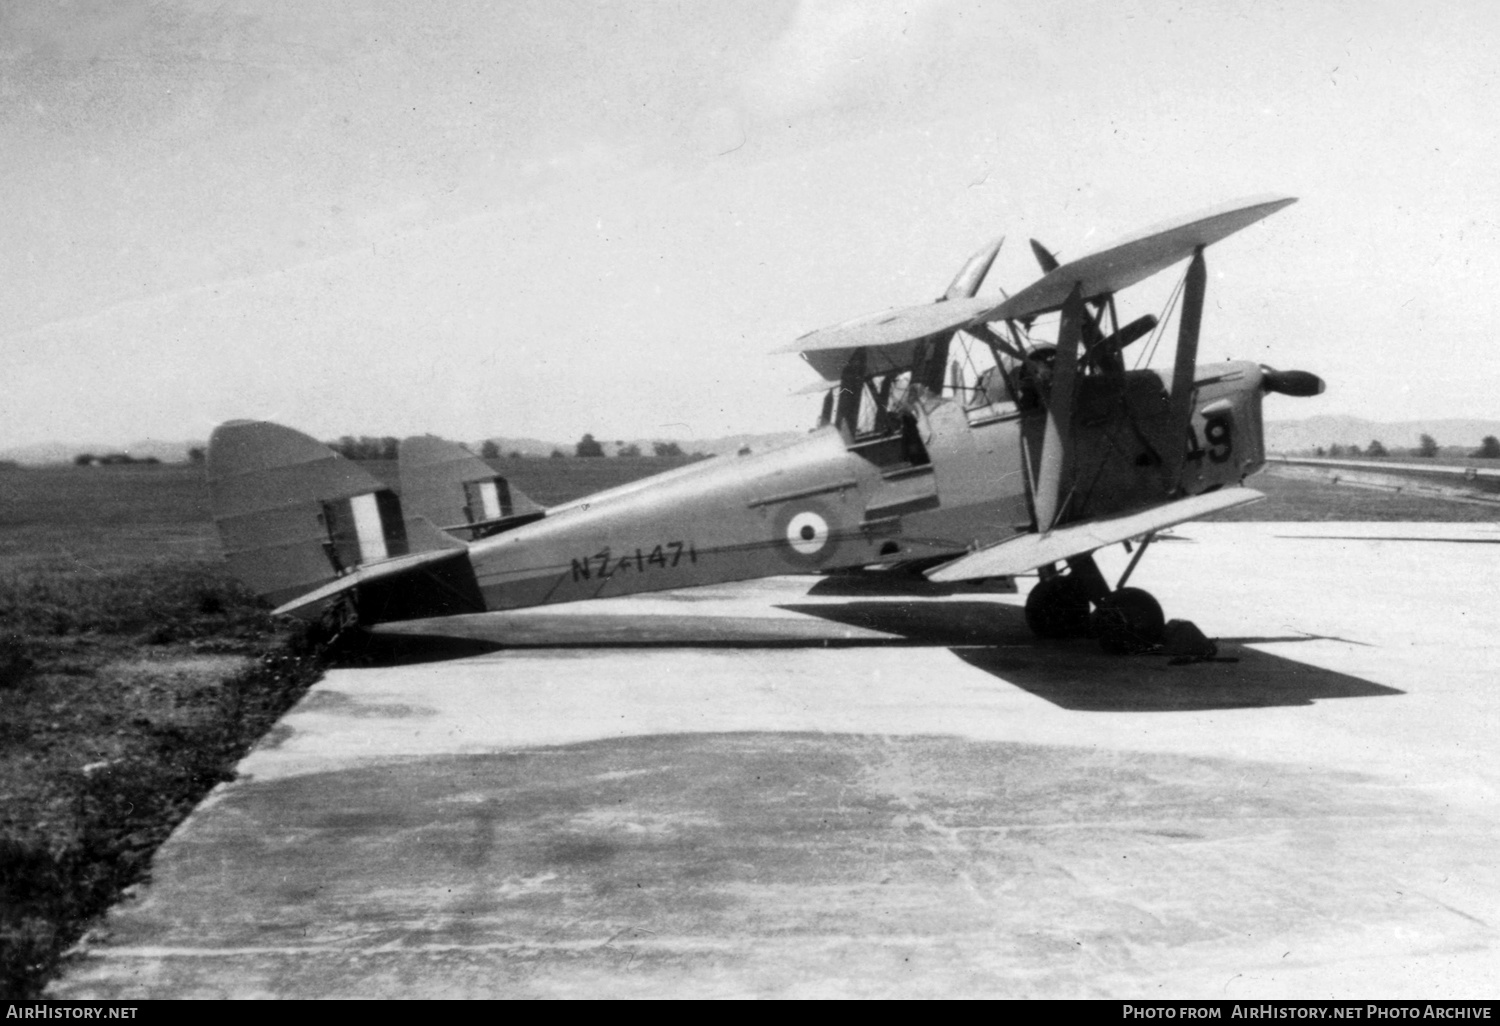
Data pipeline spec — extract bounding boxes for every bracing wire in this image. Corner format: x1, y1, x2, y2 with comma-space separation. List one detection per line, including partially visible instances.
1137, 273, 1187, 371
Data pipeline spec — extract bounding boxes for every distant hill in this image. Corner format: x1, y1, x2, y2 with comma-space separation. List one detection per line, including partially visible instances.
471, 436, 572, 458
1265, 416, 1500, 454
685, 431, 807, 456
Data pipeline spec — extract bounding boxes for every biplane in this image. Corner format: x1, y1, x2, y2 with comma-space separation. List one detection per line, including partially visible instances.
208, 196, 1323, 652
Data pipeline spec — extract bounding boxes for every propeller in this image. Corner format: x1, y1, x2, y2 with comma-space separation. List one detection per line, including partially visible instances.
1079, 314, 1159, 370
1029, 239, 1060, 274
1261, 367, 1325, 397
944, 237, 1004, 301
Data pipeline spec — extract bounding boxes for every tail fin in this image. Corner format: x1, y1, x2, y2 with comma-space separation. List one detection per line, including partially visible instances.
398, 435, 545, 539
208, 421, 471, 616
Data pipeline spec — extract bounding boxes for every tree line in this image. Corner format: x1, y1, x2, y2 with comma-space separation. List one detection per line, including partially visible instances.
73, 435, 706, 465
72, 453, 162, 466
1310, 434, 1500, 459
477, 434, 702, 460
317, 434, 700, 461
310, 434, 703, 461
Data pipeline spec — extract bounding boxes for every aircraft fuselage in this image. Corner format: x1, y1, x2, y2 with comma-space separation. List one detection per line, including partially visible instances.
457, 360, 1269, 613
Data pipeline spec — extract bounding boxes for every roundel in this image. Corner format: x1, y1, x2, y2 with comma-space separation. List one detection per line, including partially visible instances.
772, 500, 841, 568
786, 510, 829, 555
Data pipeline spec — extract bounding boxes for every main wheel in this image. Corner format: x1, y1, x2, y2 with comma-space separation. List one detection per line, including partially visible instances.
1091, 587, 1165, 654
1024, 576, 1092, 639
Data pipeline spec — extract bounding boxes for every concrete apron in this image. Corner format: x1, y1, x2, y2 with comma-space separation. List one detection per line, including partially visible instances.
50, 522, 1500, 998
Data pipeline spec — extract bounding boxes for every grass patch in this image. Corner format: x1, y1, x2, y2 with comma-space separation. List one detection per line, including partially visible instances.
0, 556, 331, 998
0, 464, 332, 998
1208, 467, 1500, 521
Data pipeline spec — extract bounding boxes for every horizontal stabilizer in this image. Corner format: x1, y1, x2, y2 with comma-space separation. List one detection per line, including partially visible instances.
406, 513, 468, 552
925, 488, 1264, 583
270, 546, 474, 617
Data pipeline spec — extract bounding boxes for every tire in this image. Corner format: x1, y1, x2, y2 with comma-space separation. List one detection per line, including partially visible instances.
1091, 587, 1166, 654
1024, 576, 1092, 639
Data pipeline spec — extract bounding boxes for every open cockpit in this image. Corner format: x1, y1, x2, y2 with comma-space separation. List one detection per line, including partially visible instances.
815, 330, 1028, 474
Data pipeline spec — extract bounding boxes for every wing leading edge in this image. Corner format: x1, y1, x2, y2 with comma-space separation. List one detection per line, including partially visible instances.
925, 487, 1264, 583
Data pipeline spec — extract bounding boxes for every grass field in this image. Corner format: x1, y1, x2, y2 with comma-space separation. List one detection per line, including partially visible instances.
1274, 452, 1500, 470
1, 454, 1496, 997
0, 464, 320, 998
1211, 465, 1500, 521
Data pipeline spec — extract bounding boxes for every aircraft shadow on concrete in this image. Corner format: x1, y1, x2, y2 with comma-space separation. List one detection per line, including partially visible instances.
781, 599, 1403, 712
798, 572, 1018, 598
360, 598, 1403, 713
339, 634, 510, 667
358, 592, 1026, 665
350, 620, 952, 666
948, 643, 1404, 712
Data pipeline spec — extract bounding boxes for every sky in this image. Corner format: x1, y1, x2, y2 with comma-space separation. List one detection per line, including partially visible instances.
4, 0, 1499, 450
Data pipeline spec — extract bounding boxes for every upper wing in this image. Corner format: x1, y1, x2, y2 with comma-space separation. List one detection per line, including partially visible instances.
785, 196, 1296, 379
778, 295, 997, 358
980, 195, 1296, 324
925, 488, 1264, 583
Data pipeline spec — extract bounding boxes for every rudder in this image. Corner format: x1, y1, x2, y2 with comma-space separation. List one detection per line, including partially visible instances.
208, 421, 410, 609
398, 435, 545, 539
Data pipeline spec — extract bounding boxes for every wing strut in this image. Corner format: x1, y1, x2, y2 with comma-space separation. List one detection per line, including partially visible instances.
966, 320, 1028, 362
1033, 283, 1087, 532
1116, 532, 1156, 590
1162, 246, 1206, 493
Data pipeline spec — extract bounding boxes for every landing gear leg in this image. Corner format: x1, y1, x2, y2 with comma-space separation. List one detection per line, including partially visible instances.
1091, 587, 1166, 654
1024, 570, 1091, 639
1025, 555, 1109, 640
1021, 552, 1168, 654
1094, 535, 1168, 652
